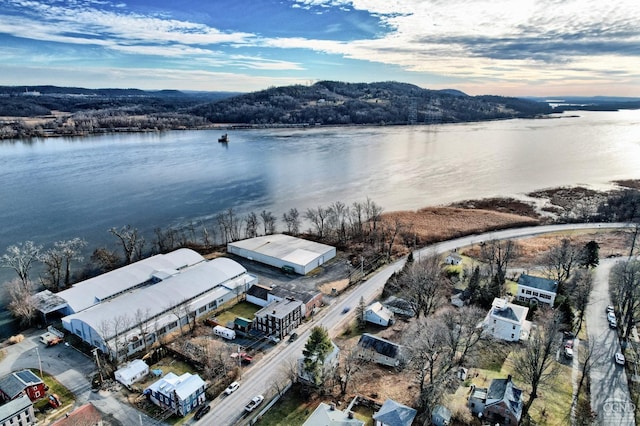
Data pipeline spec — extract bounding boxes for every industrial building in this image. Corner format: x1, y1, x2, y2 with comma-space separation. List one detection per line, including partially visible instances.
227, 234, 336, 275
56, 251, 256, 360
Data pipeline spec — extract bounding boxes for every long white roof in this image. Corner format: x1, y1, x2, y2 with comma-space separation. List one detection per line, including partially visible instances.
59, 248, 205, 313
64, 257, 249, 334
146, 372, 205, 401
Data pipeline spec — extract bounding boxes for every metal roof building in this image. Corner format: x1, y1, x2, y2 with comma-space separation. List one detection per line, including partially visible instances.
227, 234, 336, 275
61, 256, 256, 359
37, 248, 206, 316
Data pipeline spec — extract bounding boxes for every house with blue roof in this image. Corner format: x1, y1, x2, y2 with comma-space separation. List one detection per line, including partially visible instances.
516, 274, 558, 307
373, 399, 417, 426
144, 372, 206, 416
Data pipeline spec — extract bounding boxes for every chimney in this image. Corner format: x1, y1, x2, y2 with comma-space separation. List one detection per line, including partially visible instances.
348, 411, 354, 419
330, 403, 336, 411
507, 374, 512, 381
273, 310, 276, 314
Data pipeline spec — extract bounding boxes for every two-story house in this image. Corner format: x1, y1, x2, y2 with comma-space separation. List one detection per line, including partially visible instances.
144, 372, 206, 416
253, 297, 303, 340
468, 375, 523, 425
516, 274, 558, 307
482, 298, 531, 342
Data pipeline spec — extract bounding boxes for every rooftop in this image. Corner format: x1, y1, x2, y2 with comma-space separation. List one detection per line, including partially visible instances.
254, 297, 302, 319
228, 234, 335, 266
518, 274, 558, 293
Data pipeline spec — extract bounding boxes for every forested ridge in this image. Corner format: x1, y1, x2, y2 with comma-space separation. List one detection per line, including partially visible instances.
0, 81, 556, 139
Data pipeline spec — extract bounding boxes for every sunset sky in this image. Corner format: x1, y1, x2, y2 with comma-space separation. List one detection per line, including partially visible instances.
1, 0, 639, 97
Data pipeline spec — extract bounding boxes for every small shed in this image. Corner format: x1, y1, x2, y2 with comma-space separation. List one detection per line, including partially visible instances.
431, 405, 452, 426
115, 359, 149, 387
234, 317, 253, 333
445, 253, 462, 265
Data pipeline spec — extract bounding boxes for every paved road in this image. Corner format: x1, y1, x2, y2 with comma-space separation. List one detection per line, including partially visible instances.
0, 332, 159, 425
588, 258, 636, 426
2, 223, 632, 425
204, 222, 633, 426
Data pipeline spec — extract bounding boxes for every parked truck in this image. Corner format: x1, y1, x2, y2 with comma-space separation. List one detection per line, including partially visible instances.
39, 326, 64, 347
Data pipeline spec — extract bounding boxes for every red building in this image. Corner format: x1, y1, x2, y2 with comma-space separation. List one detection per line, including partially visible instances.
0, 370, 47, 402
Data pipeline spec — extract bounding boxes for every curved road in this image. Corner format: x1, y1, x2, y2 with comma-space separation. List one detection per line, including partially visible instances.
204, 223, 633, 426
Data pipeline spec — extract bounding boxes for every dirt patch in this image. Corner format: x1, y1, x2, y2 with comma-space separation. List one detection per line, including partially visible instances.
318, 279, 350, 295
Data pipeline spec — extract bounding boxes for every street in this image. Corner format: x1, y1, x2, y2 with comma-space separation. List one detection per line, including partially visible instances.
588, 258, 636, 426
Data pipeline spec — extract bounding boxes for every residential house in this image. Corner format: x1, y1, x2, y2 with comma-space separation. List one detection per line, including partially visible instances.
303, 402, 364, 426
253, 297, 303, 340
0, 370, 46, 403
468, 375, 523, 425
144, 372, 206, 416
444, 253, 463, 265
0, 394, 35, 426
373, 399, 417, 426
516, 274, 558, 307
246, 284, 272, 307
356, 334, 406, 368
482, 298, 531, 342
298, 341, 340, 386
365, 302, 394, 326
431, 405, 451, 426
51, 403, 103, 426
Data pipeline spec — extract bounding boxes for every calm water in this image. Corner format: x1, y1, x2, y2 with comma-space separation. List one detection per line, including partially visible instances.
1, 110, 640, 334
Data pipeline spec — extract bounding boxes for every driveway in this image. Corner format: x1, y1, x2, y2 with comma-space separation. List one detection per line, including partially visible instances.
0, 331, 160, 425
587, 258, 636, 426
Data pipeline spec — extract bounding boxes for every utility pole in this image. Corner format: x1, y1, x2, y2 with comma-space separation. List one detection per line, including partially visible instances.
35, 347, 42, 378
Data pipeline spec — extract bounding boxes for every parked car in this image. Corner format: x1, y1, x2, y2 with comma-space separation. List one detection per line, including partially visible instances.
223, 381, 240, 395
615, 352, 626, 365
607, 305, 615, 313
288, 332, 298, 342
268, 335, 281, 343
564, 339, 574, 349
564, 346, 574, 359
609, 318, 618, 329
194, 404, 211, 421
244, 395, 264, 412
607, 311, 616, 323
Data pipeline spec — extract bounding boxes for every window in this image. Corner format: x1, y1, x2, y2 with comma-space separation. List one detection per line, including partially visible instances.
526, 290, 532, 295
169, 321, 178, 329
208, 302, 216, 309
512, 325, 516, 330
511, 333, 515, 339
198, 306, 206, 314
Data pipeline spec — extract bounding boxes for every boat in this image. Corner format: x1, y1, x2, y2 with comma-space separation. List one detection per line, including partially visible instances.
218, 133, 229, 143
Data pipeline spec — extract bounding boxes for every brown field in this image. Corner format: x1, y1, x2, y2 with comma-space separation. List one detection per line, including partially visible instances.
383, 207, 540, 247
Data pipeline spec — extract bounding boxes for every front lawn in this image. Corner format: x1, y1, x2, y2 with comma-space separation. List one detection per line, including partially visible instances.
255, 384, 321, 426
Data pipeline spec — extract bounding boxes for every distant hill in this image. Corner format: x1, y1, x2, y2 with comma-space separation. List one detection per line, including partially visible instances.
0, 81, 556, 139
524, 96, 640, 111
191, 81, 552, 125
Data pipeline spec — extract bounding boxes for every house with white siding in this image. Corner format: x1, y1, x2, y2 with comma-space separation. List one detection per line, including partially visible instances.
482, 298, 531, 342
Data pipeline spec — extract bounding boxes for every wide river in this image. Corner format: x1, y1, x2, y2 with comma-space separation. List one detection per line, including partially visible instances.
1, 110, 639, 335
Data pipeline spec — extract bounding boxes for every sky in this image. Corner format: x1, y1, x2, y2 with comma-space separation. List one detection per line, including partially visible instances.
1, 0, 639, 97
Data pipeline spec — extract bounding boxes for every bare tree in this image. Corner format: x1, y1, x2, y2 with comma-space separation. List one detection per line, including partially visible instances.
282, 208, 301, 235
109, 225, 145, 264
544, 238, 581, 286
91, 247, 121, 273
59, 238, 87, 287
610, 259, 640, 341
260, 210, 277, 235
479, 239, 519, 286
1, 240, 42, 286
567, 269, 593, 333
245, 212, 259, 238
513, 310, 562, 421
39, 246, 64, 291
326, 201, 349, 244
304, 206, 329, 238
439, 306, 485, 367
133, 308, 152, 352
336, 344, 362, 396
379, 215, 404, 260
98, 314, 132, 366
153, 227, 179, 252
397, 255, 448, 318
7, 278, 37, 326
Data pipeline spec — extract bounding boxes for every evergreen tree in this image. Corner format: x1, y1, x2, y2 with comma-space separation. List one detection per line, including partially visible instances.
581, 240, 600, 268
302, 327, 333, 385
467, 266, 481, 304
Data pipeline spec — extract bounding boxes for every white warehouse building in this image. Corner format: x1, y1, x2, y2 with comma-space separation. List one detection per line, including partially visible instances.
227, 234, 336, 275
61, 255, 257, 360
